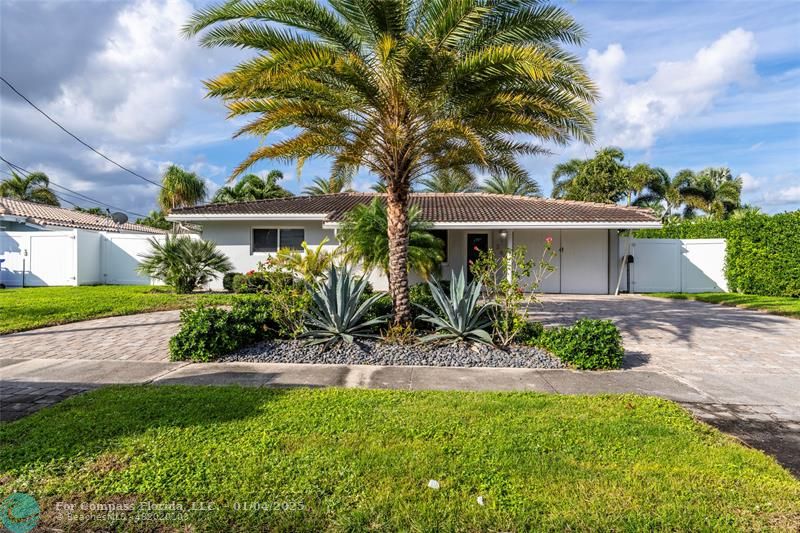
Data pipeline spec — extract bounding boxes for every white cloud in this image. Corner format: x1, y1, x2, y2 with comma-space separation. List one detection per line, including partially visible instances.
740, 172, 762, 192
764, 185, 800, 205
587, 28, 758, 149
49, 0, 196, 144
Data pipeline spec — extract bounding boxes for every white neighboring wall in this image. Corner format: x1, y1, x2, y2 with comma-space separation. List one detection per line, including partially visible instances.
618, 237, 727, 293
0, 230, 165, 287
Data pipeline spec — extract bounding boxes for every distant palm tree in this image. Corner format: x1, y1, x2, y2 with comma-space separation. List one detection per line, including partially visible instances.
0, 171, 59, 206
482, 174, 541, 196
551, 147, 628, 203
303, 175, 352, 196
135, 210, 172, 230
158, 165, 206, 212
632, 168, 696, 219
338, 198, 444, 282
730, 204, 762, 219
684, 167, 743, 219
419, 169, 478, 193
213, 171, 291, 203
185, 0, 596, 325
74, 206, 106, 216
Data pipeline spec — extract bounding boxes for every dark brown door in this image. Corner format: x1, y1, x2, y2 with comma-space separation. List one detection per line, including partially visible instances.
466, 233, 489, 282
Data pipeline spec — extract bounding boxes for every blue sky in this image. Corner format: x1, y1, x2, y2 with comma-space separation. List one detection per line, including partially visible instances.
1, 0, 798, 217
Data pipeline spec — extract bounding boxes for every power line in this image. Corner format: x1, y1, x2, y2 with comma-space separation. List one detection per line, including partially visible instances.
0, 156, 149, 219
0, 76, 165, 190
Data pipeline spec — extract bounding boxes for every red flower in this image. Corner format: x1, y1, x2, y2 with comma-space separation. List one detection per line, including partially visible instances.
545, 236, 553, 244
246, 270, 255, 276
473, 245, 480, 251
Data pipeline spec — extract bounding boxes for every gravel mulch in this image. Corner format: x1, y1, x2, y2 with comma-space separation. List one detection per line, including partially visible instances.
220, 339, 565, 369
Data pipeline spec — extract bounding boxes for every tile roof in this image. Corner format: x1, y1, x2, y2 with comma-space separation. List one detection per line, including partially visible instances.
170, 192, 660, 225
0, 197, 167, 233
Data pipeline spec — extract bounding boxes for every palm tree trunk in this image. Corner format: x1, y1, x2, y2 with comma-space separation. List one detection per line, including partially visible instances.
386, 179, 412, 325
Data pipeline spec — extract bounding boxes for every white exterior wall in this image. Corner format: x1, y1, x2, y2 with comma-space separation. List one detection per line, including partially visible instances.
201, 220, 338, 290
101, 233, 166, 285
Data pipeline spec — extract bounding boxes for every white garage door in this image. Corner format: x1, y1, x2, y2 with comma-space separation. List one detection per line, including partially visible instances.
560, 230, 608, 294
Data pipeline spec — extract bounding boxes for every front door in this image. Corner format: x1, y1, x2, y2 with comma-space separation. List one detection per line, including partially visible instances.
466, 233, 489, 282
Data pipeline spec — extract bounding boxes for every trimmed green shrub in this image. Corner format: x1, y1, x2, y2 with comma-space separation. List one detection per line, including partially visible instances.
539, 319, 624, 370
169, 306, 241, 362
169, 297, 276, 362
222, 272, 241, 292
635, 212, 800, 297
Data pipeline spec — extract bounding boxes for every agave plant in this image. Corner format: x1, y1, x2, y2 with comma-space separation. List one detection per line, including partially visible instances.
414, 271, 494, 346
302, 266, 390, 346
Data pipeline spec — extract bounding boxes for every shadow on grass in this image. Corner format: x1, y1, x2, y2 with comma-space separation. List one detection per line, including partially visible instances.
0, 383, 293, 473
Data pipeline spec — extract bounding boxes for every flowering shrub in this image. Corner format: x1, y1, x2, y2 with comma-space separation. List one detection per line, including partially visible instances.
470, 239, 557, 346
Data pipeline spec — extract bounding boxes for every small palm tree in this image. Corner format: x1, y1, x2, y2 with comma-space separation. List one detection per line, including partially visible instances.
0, 171, 59, 206
158, 165, 207, 212
184, 0, 596, 325
303, 175, 352, 195
419, 169, 478, 193
137, 235, 232, 293
213, 171, 291, 203
482, 174, 541, 196
338, 198, 444, 283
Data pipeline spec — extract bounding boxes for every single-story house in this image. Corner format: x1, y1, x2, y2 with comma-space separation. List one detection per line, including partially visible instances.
169, 192, 661, 294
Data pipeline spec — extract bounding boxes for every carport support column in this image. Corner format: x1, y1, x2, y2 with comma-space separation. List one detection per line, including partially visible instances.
506, 230, 513, 282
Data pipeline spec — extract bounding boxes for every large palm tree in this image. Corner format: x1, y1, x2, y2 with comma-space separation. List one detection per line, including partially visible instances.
684, 167, 743, 219
0, 171, 60, 206
419, 169, 478, 193
158, 165, 207, 212
481, 174, 541, 196
185, 0, 596, 324
633, 168, 698, 220
338, 198, 444, 282
213, 171, 291, 202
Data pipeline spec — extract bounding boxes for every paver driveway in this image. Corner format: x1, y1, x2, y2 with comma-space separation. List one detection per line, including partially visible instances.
0, 310, 179, 361
526, 294, 800, 413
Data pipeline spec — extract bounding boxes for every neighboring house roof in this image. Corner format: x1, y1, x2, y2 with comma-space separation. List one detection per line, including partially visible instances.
0, 197, 167, 234
168, 192, 661, 229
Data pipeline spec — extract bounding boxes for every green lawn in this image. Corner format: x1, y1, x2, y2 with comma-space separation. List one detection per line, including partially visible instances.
0, 285, 237, 334
649, 292, 800, 319
1, 387, 797, 531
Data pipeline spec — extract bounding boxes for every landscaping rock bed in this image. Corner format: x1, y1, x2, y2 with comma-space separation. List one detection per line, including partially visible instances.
221, 340, 565, 369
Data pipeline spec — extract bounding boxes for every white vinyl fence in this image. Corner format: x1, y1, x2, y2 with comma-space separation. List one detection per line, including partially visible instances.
0, 230, 166, 287
618, 237, 727, 293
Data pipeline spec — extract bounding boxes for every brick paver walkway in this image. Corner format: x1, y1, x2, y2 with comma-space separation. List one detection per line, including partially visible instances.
0, 311, 179, 362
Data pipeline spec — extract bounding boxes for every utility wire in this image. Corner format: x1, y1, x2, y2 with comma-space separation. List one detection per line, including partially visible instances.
0, 76, 165, 190
0, 156, 148, 219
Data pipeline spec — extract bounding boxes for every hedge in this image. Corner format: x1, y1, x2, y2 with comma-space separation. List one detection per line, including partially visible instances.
635, 212, 800, 297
